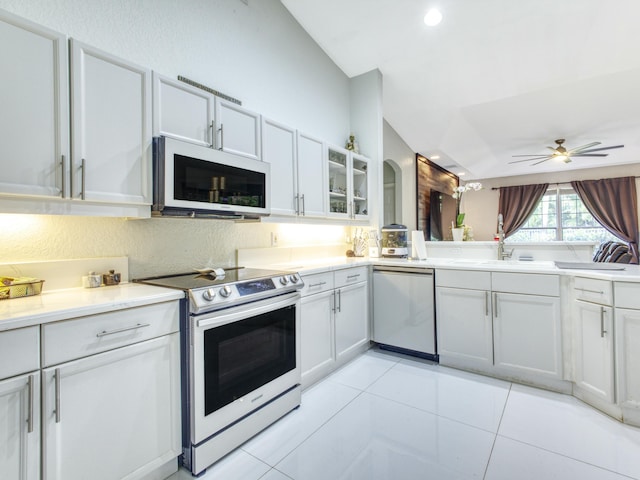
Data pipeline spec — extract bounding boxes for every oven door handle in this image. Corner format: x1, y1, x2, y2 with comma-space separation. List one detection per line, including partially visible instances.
196, 292, 300, 329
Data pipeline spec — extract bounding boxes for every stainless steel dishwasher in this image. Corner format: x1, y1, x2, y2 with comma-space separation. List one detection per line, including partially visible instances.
372, 265, 437, 360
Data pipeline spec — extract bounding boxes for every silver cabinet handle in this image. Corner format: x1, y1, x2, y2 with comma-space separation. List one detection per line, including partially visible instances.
308, 281, 327, 288
60, 155, 66, 198
301, 194, 305, 216
54, 368, 61, 423
27, 374, 34, 433
352, 201, 355, 219
96, 323, 150, 337
80, 158, 86, 200
331, 290, 336, 313
337, 289, 342, 313
294, 194, 300, 215
493, 292, 498, 318
485, 291, 489, 317
601, 306, 607, 338
346, 274, 360, 280
218, 123, 224, 150
576, 287, 605, 295
209, 120, 215, 148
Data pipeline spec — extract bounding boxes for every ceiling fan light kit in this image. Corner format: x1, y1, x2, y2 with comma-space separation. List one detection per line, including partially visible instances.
509, 138, 624, 166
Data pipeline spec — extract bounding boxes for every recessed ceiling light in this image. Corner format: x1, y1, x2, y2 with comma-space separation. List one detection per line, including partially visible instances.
430, 155, 440, 160
424, 8, 443, 26
457, 172, 466, 176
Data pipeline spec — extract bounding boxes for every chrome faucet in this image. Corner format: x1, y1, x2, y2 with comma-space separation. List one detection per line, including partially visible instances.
497, 213, 513, 261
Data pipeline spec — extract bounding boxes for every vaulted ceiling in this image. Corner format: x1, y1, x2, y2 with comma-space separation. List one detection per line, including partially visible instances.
281, 0, 640, 179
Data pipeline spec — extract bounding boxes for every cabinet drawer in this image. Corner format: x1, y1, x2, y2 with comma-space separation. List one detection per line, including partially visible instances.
0, 326, 39, 379
492, 272, 559, 297
614, 282, 640, 309
435, 269, 491, 290
574, 276, 612, 305
300, 271, 334, 296
334, 266, 368, 288
43, 300, 180, 366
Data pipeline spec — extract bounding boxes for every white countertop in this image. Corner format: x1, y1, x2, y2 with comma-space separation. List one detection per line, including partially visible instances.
0, 283, 184, 331
267, 256, 640, 281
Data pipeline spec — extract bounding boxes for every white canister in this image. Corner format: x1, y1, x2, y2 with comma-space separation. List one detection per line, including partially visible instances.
82, 272, 102, 288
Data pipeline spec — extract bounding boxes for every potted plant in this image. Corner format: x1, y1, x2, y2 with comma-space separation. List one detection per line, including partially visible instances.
451, 182, 482, 241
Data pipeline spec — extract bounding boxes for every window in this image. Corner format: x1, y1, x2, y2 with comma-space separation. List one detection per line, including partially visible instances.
508, 186, 622, 243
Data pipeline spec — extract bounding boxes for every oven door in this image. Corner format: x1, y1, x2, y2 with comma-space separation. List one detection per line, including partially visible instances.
191, 291, 300, 444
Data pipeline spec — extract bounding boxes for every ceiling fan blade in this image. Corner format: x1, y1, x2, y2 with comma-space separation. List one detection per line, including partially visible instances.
508, 156, 550, 164
574, 145, 624, 153
511, 154, 547, 157
571, 153, 608, 157
532, 158, 551, 166
568, 142, 600, 153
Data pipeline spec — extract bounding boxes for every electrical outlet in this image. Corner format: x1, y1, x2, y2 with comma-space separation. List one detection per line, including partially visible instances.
271, 232, 278, 247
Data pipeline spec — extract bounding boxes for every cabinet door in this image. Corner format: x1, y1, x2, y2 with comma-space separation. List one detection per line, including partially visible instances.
327, 145, 350, 219
493, 292, 562, 379
263, 118, 298, 216
296, 132, 326, 217
300, 290, 335, 388
42, 334, 181, 480
0, 11, 69, 198
0, 372, 40, 480
70, 39, 151, 205
436, 287, 493, 368
350, 153, 370, 220
615, 308, 640, 410
152, 72, 215, 147
215, 98, 261, 160
574, 300, 615, 403
335, 282, 369, 363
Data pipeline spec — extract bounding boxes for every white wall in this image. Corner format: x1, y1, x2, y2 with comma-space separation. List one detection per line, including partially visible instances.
462, 163, 640, 240
383, 119, 416, 230
0, 0, 359, 277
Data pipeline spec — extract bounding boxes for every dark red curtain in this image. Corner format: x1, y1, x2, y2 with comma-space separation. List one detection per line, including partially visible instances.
498, 183, 549, 237
571, 177, 639, 264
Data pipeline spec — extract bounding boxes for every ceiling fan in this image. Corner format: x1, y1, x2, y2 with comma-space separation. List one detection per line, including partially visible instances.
509, 139, 624, 166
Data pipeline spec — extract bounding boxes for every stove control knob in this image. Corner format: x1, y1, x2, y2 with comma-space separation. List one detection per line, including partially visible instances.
289, 274, 299, 284
219, 285, 232, 298
202, 288, 216, 302
279, 276, 289, 285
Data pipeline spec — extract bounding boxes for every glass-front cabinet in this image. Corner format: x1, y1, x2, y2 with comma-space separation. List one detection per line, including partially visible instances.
327, 145, 369, 221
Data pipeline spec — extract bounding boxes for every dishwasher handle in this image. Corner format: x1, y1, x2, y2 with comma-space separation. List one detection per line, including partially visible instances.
373, 266, 433, 275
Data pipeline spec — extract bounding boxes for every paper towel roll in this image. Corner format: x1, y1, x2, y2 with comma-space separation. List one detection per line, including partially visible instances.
411, 231, 427, 260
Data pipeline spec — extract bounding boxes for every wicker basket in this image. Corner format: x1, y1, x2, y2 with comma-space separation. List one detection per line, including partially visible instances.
0, 279, 44, 300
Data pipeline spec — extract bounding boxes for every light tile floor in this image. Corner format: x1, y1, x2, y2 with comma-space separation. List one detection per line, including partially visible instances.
169, 348, 640, 479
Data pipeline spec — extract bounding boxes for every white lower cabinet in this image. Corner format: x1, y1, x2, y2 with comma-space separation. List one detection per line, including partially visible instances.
615, 308, 640, 417
493, 292, 562, 379
42, 333, 181, 480
335, 281, 369, 362
574, 299, 615, 404
436, 269, 563, 387
300, 267, 369, 388
300, 289, 335, 387
0, 372, 40, 480
436, 286, 493, 368
39, 300, 182, 480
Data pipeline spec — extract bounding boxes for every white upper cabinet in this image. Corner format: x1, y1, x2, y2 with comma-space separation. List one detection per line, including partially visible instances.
296, 132, 326, 218
70, 39, 152, 206
152, 73, 215, 147
327, 145, 370, 221
262, 118, 298, 216
215, 98, 261, 161
0, 10, 69, 199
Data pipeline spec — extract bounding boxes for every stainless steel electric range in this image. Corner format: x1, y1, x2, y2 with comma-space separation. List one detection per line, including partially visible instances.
135, 267, 304, 476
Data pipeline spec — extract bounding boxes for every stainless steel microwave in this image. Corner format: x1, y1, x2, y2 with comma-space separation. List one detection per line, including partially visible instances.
152, 136, 270, 218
